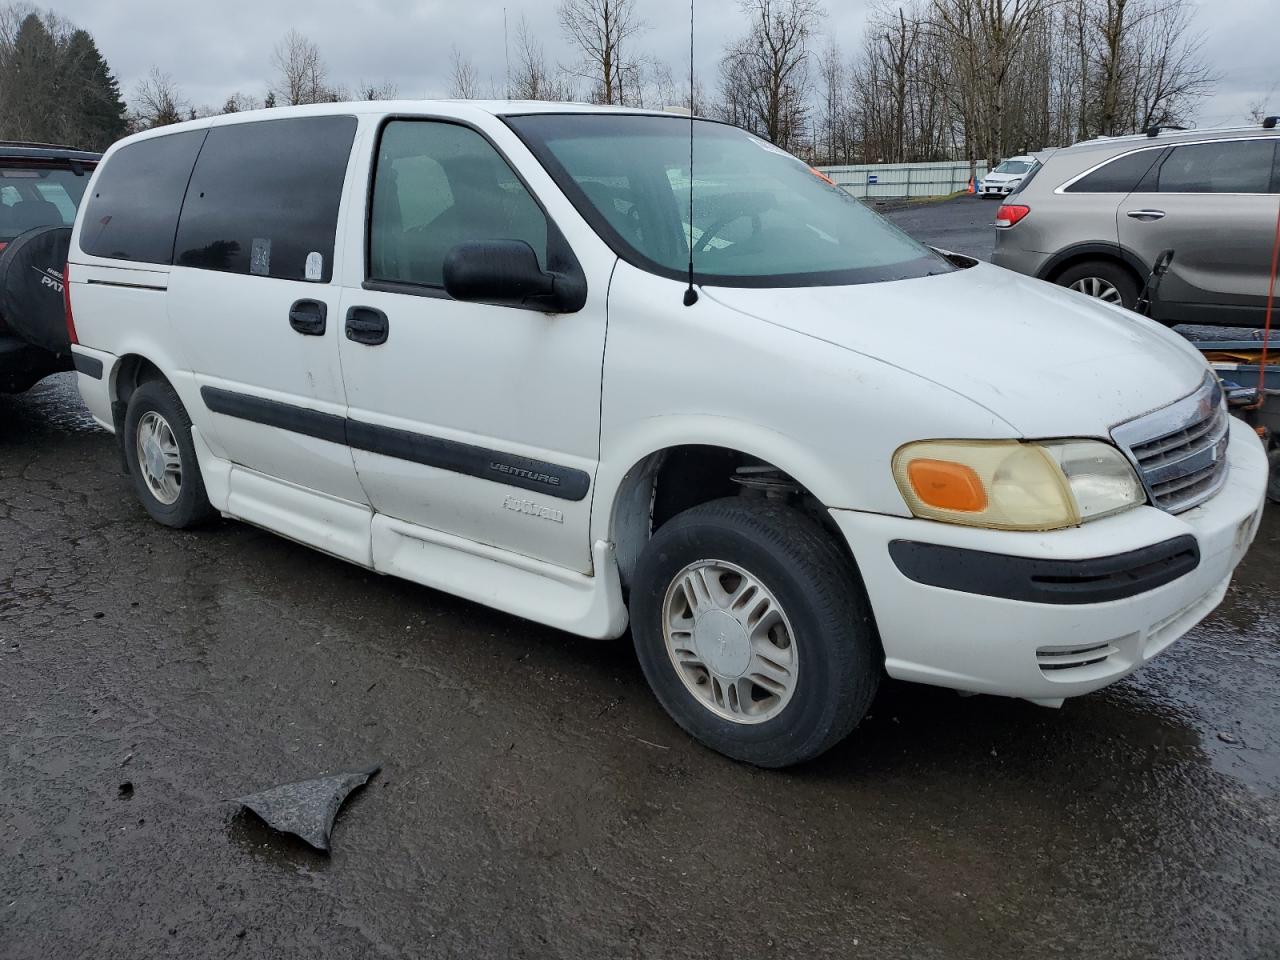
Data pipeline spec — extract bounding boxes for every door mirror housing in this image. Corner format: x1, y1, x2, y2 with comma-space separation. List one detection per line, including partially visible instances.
442, 240, 585, 314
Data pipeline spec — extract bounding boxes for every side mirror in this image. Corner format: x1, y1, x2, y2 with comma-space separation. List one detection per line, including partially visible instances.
442, 240, 582, 313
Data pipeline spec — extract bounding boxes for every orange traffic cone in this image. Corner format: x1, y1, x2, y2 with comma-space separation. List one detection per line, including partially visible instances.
966, 177, 975, 194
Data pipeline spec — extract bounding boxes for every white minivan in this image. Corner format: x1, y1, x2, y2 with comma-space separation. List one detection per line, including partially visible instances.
67, 102, 1267, 766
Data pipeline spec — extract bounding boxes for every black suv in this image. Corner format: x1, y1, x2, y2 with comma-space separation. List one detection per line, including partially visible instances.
0, 141, 99, 393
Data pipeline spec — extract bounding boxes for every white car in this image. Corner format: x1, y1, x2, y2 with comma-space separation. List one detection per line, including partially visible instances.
981, 155, 1041, 197
66, 102, 1267, 767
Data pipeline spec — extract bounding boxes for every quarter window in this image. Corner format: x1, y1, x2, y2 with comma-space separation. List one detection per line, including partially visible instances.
368, 120, 549, 288
1156, 139, 1276, 194
1064, 148, 1164, 193
79, 130, 205, 263
175, 116, 357, 281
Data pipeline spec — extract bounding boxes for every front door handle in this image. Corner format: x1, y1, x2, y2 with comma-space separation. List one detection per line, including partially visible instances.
288, 299, 327, 336
345, 306, 389, 346
1126, 209, 1166, 221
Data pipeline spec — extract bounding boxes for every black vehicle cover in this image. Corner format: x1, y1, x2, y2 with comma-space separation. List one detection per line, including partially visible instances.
0, 225, 72, 356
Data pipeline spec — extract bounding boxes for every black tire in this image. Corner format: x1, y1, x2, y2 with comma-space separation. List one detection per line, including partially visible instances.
1054, 259, 1140, 311
122, 379, 217, 529
630, 498, 881, 768
1267, 448, 1280, 505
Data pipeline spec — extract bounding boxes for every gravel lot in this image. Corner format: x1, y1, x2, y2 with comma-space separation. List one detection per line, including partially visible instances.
2, 203, 1278, 958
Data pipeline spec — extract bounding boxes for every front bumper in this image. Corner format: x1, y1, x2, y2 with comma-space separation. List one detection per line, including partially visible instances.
832, 416, 1268, 702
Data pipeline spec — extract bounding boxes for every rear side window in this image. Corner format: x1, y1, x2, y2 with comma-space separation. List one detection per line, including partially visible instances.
1156, 139, 1277, 193
79, 131, 206, 263
1064, 148, 1164, 193
175, 116, 357, 281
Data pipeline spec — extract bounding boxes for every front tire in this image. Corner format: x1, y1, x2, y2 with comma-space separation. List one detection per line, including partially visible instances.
630, 499, 881, 768
123, 379, 217, 529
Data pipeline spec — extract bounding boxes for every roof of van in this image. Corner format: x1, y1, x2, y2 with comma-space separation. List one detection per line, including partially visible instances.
1058, 123, 1279, 157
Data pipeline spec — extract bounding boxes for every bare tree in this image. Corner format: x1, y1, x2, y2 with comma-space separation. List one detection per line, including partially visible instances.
718, 0, 823, 153
355, 79, 398, 101
511, 16, 576, 101
448, 44, 481, 98
271, 29, 328, 105
132, 66, 187, 129
557, 0, 646, 106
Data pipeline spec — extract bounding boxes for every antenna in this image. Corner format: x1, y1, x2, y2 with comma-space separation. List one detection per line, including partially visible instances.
504, 7, 511, 100
682, 0, 698, 307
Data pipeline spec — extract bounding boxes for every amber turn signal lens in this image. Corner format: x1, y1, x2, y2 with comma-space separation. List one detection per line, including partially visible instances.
906, 459, 988, 512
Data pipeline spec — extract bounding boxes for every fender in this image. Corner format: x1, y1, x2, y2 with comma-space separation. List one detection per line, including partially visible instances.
1035, 241, 1150, 282
589, 413, 910, 548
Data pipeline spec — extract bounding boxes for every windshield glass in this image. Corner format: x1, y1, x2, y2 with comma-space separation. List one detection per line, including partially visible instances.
0, 164, 90, 243
507, 114, 949, 287
993, 160, 1034, 175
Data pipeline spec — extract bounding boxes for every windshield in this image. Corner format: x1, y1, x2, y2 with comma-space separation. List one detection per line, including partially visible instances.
507, 114, 949, 288
0, 164, 90, 243
993, 160, 1034, 175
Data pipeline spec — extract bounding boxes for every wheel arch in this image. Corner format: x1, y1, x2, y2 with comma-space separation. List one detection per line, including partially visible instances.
1037, 242, 1148, 288
597, 423, 859, 591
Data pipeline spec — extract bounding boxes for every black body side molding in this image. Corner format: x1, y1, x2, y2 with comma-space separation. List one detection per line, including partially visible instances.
71, 352, 103, 379
198, 386, 590, 502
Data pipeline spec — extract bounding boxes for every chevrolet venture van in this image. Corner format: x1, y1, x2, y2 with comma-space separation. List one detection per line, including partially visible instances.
68, 102, 1268, 766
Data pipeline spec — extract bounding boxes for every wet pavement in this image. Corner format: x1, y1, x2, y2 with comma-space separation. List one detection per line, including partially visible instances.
3, 295, 1279, 955
881, 195, 999, 261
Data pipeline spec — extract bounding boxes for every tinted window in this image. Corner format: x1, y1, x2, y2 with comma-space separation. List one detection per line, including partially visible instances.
79, 131, 205, 263
368, 120, 549, 287
509, 114, 946, 287
1157, 139, 1276, 193
175, 116, 356, 281
1064, 148, 1163, 193
0, 165, 89, 242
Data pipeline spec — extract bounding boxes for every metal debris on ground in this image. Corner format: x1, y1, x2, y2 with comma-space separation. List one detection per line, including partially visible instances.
234, 765, 380, 853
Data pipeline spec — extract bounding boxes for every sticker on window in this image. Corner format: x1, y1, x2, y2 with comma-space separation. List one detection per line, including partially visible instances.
250, 238, 271, 276
305, 251, 323, 281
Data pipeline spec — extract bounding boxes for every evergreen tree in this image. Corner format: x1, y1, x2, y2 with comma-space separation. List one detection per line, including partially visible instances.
0, 14, 128, 149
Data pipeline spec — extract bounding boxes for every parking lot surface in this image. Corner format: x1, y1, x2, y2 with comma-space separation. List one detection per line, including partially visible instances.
3, 227, 1279, 956
880, 195, 998, 260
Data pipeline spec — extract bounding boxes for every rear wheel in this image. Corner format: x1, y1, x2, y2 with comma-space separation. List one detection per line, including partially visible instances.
630, 499, 881, 768
123, 380, 216, 528
1055, 259, 1139, 310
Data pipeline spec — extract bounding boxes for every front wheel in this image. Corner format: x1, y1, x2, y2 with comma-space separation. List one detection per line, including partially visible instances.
630, 499, 881, 767
123, 379, 217, 528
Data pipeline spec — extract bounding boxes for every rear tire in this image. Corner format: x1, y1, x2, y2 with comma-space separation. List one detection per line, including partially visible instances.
1055, 259, 1140, 311
123, 380, 216, 529
630, 498, 881, 768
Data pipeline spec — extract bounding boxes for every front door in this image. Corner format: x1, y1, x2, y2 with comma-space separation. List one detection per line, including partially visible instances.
1119, 137, 1279, 325
336, 118, 606, 573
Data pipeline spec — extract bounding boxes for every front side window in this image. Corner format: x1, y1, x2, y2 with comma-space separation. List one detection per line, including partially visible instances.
175, 116, 357, 281
507, 114, 947, 287
1156, 139, 1276, 194
79, 131, 206, 264
368, 120, 549, 288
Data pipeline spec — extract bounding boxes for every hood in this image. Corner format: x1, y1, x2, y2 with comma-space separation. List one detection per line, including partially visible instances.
704, 262, 1208, 438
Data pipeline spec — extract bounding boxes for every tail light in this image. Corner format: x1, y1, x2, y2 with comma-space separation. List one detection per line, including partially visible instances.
64, 261, 78, 345
995, 204, 1030, 228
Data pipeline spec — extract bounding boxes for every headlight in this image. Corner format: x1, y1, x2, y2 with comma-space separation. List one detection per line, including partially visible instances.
892, 439, 1144, 530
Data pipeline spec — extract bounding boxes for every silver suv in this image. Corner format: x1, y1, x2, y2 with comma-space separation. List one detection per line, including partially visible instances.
992, 123, 1280, 325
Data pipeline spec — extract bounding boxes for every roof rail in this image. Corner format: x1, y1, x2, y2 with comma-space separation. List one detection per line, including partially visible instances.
0, 139, 84, 150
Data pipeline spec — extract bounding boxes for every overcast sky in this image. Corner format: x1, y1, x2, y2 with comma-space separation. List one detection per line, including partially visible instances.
46, 0, 1275, 130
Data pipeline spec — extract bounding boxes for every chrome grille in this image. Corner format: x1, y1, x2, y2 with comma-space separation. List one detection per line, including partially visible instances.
1112, 373, 1229, 514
